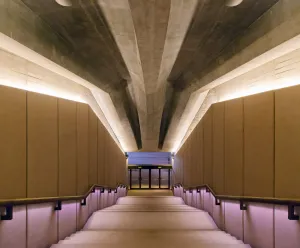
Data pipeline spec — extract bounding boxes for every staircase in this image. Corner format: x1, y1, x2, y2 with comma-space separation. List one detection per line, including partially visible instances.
51, 195, 251, 248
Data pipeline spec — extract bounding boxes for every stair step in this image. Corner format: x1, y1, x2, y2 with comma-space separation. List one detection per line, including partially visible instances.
51, 195, 251, 248
61, 230, 243, 245
84, 211, 217, 230
52, 244, 251, 248
116, 196, 184, 205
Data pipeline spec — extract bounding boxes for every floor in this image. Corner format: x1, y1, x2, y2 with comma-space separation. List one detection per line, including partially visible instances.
52, 195, 250, 248
127, 190, 173, 196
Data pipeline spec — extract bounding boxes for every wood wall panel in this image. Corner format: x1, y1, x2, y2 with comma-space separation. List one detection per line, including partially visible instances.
0, 86, 26, 199
58, 202, 77, 241
244, 203, 274, 248
244, 92, 274, 197
184, 137, 192, 185
88, 107, 98, 185
203, 108, 213, 186
76, 103, 89, 195
27, 92, 58, 198
104, 130, 117, 187
190, 129, 198, 186
224, 98, 244, 196
274, 205, 300, 248
97, 120, 105, 184
58, 99, 77, 196
224, 201, 243, 241
275, 85, 300, 198
197, 122, 204, 185
0, 206, 27, 248
27, 204, 58, 248
212, 102, 225, 194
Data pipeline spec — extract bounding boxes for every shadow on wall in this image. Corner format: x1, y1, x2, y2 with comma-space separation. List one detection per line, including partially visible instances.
174, 187, 300, 248
0, 188, 127, 248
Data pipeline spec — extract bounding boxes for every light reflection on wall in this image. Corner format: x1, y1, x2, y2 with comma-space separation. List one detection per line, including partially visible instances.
175, 46, 300, 153
0, 33, 132, 152
0, 78, 86, 103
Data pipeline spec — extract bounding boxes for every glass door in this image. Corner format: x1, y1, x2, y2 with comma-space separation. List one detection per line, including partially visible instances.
141, 169, 150, 188
130, 169, 140, 189
151, 169, 160, 189
129, 167, 171, 189
160, 169, 170, 189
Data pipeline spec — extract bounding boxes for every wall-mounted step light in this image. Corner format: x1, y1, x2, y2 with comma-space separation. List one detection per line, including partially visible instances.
0, 205, 13, 220
54, 201, 62, 211
80, 198, 87, 206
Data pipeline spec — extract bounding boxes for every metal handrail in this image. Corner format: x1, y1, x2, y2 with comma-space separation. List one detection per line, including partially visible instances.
0, 184, 127, 220
172, 183, 300, 220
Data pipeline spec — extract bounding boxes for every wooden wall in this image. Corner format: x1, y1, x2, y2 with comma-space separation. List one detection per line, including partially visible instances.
174, 83, 300, 200
0, 85, 126, 200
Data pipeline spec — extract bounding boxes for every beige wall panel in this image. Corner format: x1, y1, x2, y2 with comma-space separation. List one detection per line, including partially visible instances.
203, 108, 213, 186
76, 201, 89, 230
275, 206, 300, 248
212, 102, 225, 195
0, 86, 26, 199
213, 202, 225, 230
88, 108, 98, 185
104, 131, 116, 187
76, 103, 89, 195
224, 98, 244, 196
116, 152, 126, 185
190, 130, 198, 186
27, 92, 58, 198
27, 204, 58, 248
203, 191, 213, 216
224, 201, 244, 241
58, 201, 77, 241
183, 137, 191, 185
244, 92, 274, 197
275, 85, 300, 198
197, 122, 204, 185
173, 151, 183, 184
0, 206, 26, 248
58, 99, 77, 196
97, 120, 105, 185
88, 190, 100, 217
244, 203, 274, 248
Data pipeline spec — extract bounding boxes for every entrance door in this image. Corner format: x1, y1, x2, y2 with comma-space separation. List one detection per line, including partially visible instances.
130, 169, 140, 189
141, 169, 150, 188
160, 168, 171, 189
129, 167, 171, 189
151, 169, 160, 189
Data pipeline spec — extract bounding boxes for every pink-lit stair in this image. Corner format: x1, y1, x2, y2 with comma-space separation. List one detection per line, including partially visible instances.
51, 196, 251, 248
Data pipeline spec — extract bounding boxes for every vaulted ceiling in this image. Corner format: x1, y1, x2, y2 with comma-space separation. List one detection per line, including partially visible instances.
16, 0, 278, 151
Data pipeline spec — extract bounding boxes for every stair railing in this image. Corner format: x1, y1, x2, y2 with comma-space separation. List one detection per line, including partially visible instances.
0, 184, 128, 221
172, 183, 300, 220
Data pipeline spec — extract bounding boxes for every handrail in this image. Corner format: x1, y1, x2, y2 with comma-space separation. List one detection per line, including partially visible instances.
0, 184, 127, 220
173, 183, 300, 220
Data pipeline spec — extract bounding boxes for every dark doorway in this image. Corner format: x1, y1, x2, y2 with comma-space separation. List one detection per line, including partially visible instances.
129, 165, 171, 189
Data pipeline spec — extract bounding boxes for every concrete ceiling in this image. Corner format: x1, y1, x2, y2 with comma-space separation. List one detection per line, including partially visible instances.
12, 0, 278, 151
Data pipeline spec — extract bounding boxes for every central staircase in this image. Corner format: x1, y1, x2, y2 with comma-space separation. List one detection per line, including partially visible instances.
51, 195, 251, 248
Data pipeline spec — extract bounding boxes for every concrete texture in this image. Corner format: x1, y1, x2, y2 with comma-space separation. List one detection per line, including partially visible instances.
0, 0, 284, 151
52, 195, 250, 248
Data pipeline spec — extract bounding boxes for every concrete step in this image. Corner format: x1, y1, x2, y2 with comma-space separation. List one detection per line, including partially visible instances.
52, 244, 251, 248
51, 195, 251, 248
83, 211, 217, 230
116, 196, 184, 205
60, 230, 243, 245
102, 204, 201, 212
